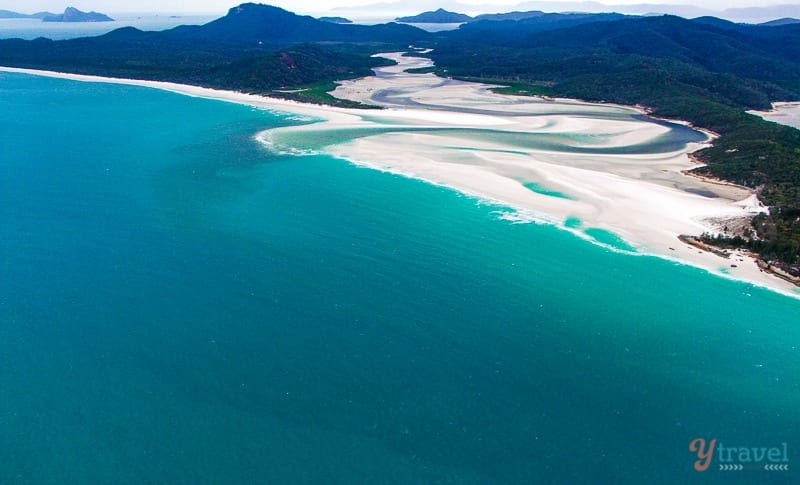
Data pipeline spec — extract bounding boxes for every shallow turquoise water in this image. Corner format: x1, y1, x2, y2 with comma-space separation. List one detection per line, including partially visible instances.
1, 73, 799, 483
523, 182, 576, 200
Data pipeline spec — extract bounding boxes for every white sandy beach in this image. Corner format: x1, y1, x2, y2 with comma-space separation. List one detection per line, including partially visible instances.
3, 57, 798, 298
750, 102, 800, 130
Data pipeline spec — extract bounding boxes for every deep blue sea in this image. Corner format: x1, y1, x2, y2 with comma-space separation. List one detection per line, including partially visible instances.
1, 72, 799, 483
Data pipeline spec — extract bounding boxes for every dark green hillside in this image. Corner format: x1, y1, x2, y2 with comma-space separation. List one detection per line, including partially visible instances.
444, 13, 627, 44
440, 15, 800, 88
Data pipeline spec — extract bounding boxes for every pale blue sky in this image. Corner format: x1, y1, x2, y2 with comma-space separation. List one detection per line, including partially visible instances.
0, 1, 778, 15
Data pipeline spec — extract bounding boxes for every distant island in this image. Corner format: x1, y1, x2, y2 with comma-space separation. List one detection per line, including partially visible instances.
2, 6, 115, 22
43, 7, 114, 23
0, 9, 55, 19
396, 8, 472, 23
318, 16, 352, 24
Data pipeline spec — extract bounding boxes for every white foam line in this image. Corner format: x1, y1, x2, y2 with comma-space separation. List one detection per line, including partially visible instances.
4, 60, 797, 299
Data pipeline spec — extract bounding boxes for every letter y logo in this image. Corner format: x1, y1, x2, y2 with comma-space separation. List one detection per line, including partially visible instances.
689, 438, 717, 472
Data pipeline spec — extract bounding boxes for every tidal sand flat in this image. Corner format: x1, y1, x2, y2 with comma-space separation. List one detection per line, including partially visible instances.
306, 53, 797, 296
3, 55, 795, 296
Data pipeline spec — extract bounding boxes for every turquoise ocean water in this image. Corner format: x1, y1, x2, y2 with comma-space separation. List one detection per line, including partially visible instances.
1, 73, 799, 483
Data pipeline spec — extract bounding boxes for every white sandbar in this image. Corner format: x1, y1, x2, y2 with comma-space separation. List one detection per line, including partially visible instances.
3, 56, 797, 298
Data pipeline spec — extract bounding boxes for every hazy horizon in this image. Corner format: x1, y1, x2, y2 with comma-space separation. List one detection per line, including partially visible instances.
2, 0, 798, 16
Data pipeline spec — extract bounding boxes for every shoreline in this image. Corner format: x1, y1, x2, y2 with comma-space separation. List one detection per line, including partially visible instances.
748, 102, 800, 129
0, 66, 356, 122
681, 154, 756, 192
3, 62, 798, 299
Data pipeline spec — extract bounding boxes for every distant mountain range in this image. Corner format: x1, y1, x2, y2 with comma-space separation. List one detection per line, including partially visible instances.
473, 11, 546, 21
396, 8, 472, 23
398, 9, 626, 27
396, 6, 800, 26
331, 1, 800, 24
395, 8, 555, 23
0, 7, 113, 22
